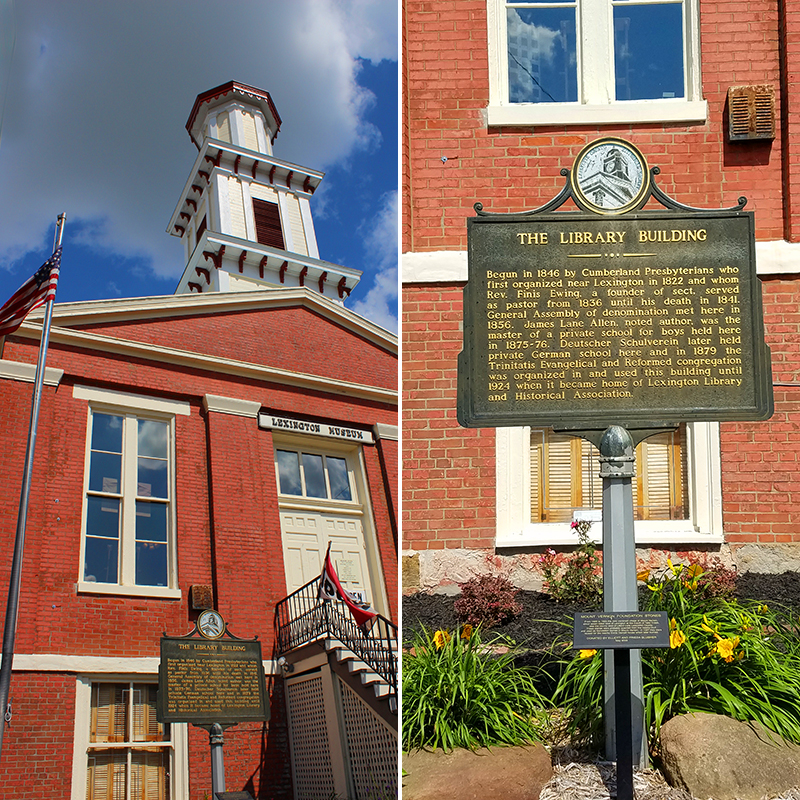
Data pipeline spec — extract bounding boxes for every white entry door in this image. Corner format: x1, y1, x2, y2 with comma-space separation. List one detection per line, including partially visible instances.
274, 443, 376, 606
280, 510, 373, 602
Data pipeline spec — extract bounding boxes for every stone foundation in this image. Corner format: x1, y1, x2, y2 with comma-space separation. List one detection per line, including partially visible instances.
402, 542, 800, 594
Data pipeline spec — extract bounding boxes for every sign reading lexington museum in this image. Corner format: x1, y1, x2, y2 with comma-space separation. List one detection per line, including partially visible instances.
457, 139, 773, 429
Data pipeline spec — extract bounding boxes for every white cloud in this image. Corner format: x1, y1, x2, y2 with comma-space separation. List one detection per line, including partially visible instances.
349, 190, 398, 333
0, 0, 397, 281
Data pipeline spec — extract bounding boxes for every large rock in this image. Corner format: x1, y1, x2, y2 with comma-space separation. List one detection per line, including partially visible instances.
660, 712, 800, 800
403, 745, 552, 800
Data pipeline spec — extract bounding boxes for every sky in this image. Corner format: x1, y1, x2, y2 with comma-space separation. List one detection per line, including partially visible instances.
0, 0, 398, 332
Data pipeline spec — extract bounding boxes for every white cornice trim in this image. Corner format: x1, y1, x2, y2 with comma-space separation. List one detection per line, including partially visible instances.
23, 288, 396, 354
4, 653, 278, 675
403, 241, 800, 283
0, 360, 63, 386
203, 394, 261, 417
373, 423, 399, 441
15, 323, 397, 405
402, 251, 468, 283
74, 385, 191, 416
756, 240, 800, 274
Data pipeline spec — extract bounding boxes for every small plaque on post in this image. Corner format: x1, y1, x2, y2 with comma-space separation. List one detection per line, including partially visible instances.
573, 611, 670, 650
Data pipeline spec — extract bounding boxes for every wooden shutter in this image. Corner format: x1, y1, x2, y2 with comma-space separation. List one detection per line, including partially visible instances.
87, 752, 126, 800
543, 432, 576, 522
253, 198, 285, 249
635, 430, 684, 520
131, 751, 167, 800
531, 427, 686, 523
92, 684, 127, 742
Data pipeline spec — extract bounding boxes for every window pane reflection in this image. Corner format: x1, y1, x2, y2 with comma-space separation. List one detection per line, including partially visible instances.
507, 6, 577, 104
302, 453, 326, 498
614, 3, 684, 100
277, 450, 302, 495
327, 457, 352, 501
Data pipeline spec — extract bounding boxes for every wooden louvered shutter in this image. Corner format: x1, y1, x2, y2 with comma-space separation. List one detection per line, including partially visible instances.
92, 684, 127, 742
635, 430, 684, 520
544, 432, 576, 522
87, 752, 126, 800
253, 198, 285, 249
131, 751, 166, 800
578, 437, 602, 511
131, 685, 163, 742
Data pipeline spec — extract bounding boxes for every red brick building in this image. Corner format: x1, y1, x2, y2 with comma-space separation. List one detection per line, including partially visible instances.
402, 0, 800, 590
0, 83, 398, 799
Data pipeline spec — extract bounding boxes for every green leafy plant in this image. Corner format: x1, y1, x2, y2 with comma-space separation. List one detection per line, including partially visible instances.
539, 520, 603, 605
402, 624, 550, 752
550, 560, 800, 750
453, 575, 522, 628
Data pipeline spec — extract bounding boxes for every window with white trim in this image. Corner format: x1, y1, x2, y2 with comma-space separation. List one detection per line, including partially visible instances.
496, 421, 723, 545
487, 0, 706, 126
275, 448, 356, 503
81, 410, 175, 591
86, 681, 171, 800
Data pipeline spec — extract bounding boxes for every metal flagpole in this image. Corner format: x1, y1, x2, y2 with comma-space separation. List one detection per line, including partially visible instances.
0, 214, 66, 759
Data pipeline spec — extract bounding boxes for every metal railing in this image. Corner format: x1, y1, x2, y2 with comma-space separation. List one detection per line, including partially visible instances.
275, 576, 398, 702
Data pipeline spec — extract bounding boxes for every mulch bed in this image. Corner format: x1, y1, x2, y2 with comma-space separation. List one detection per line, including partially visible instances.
402, 571, 800, 647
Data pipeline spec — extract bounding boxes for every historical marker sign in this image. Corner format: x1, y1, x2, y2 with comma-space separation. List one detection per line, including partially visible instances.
573, 611, 670, 650
157, 628, 269, 725
457, 141, 773, 429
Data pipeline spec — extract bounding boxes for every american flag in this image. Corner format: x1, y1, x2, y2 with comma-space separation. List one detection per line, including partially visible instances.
0, 248, 61, 338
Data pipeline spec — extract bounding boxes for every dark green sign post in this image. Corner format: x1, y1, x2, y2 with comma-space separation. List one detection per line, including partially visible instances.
457, 138, 773, 791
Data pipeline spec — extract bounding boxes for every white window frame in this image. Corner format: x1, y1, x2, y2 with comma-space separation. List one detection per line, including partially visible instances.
70, 675, 189, 800
496, 421, 724, 546
74, 386, 189, 600
486, 0, 707, 126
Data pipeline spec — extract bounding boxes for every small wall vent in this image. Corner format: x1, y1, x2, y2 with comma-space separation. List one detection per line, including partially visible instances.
728, 85, 776, 142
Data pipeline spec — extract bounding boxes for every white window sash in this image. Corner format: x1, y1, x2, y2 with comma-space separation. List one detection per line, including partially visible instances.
496, 422, 724, 546
76, 388, 182, 598
487, 0, 707, 126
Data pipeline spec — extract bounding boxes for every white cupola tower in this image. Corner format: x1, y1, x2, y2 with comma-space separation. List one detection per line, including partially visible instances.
169, 81, 360, 301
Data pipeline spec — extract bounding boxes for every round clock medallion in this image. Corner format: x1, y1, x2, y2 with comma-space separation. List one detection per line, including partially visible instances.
197, 609, 226, 639
571, 138, 650, 214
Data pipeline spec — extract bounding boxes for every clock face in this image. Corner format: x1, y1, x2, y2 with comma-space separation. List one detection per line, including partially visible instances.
198, 610, 225, 639
571, 139, 649, 214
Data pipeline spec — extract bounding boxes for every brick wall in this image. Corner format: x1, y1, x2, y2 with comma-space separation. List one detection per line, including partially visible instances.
402, 0, 800, 567
404, 0, 788, 252
403, 284, 496, 551
0, 299, 396, 797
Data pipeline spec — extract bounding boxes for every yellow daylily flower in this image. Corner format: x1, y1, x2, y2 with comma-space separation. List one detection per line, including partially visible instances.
637, 569, 651, 582
686, 564, 704, 578
759, 604, 769, 613
461, 624, 473, 641
579, 649, 598, 659
714, 636, 740, 663
670, 629, 686, 649
433, 629, 451, 649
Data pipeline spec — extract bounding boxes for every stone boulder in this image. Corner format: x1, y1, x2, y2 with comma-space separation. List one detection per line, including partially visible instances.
403, 745, 552, 800
659, 712, 800, 800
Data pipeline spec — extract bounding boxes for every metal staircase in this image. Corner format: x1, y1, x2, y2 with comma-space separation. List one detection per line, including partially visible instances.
275, 577, 398, 800
275, 576, 398, 724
